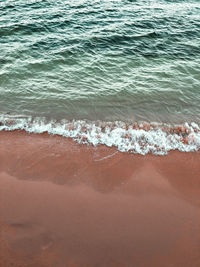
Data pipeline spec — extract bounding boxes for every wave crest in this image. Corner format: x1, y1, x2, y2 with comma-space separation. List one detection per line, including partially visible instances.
0, 115, 200, 155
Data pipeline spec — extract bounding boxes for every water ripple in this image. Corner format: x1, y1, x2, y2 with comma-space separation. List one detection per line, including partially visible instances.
0, 0, 200, 123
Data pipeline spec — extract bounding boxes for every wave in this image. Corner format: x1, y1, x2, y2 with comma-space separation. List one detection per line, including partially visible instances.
0, 115, 200, 155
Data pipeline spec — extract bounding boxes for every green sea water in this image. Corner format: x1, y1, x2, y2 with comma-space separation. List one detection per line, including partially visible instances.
0, 0, 200, 123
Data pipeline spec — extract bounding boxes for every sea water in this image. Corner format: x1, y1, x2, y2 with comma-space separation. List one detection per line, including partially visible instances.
0, 0, 200, 154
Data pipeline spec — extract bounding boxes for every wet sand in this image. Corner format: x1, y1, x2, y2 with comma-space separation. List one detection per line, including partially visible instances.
0, 130, 200, 267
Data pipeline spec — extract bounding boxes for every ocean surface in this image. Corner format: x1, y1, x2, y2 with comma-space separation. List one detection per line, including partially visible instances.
0, 0, 200, 154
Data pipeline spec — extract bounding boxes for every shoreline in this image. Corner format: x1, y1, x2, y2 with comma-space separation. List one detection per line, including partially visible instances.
1, 116, 200, 155
0, 130, 200, 266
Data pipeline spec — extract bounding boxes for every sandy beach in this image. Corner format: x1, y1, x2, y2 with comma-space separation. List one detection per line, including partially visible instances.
0, 130, 200, 267
1, 1, 200, 266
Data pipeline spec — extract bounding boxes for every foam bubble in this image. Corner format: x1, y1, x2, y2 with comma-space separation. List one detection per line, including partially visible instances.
0, 115, 200, 155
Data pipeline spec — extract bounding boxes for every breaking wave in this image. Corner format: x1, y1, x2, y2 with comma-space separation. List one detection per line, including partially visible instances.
0, 115, 200, 155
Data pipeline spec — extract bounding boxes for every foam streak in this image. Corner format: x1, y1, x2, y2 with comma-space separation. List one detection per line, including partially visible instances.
0, 115, 200, 155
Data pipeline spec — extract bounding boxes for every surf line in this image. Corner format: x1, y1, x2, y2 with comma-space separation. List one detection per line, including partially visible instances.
94, 151, 119, 162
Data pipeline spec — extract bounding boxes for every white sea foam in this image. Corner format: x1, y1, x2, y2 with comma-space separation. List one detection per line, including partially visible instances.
0, 115, 200, 155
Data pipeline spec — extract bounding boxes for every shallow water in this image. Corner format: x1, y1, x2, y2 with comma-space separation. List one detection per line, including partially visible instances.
0, 0, 200, 123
